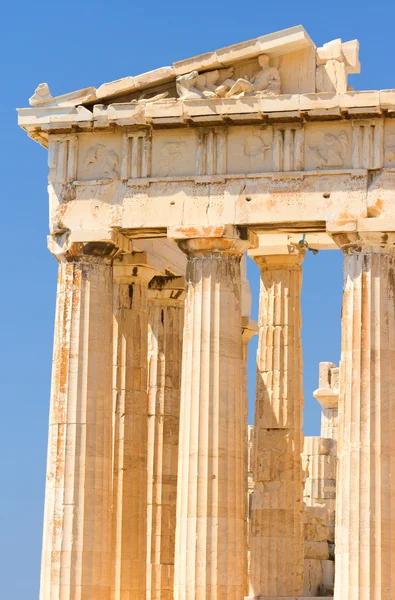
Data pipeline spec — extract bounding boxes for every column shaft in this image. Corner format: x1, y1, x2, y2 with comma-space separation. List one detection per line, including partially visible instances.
111, 271, 150, 600
241, 318, 258, 597
174, 237, 249, 600
40, 256, 113, 599
334, 244, 395, 600
146, 279, 185, 600
250, 253, 304, 597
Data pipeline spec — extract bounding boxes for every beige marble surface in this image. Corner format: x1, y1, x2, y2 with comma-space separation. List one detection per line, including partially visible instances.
250, 249, 305, 597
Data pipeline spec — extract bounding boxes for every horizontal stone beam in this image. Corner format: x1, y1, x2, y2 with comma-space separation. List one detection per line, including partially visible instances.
18, 90, 395, 145
131, 238, 187, 276
49, 169, 391, 235
249, 233, 338, 255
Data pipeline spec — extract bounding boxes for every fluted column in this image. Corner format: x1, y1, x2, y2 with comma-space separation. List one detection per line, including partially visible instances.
250, 249, 305, 598
329, 223, 395, 600
111, 259, 154, 600
241, 317, 258, 596
146, 276, 185, 600
40, 238, 119, 600
172, 226, 254, 600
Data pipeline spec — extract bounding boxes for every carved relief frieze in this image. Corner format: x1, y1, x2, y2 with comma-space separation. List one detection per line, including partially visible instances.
384, 120, 395, 168
352, 119, 383, 169
272, 124, 304, 172
385, 139, 395, 164
151, 129, 197, 177
243, 133, 271, 159
48, 135, 78, 184
196, 127, 227, 176
305, 123, 351, 171
227, 126, 273, 175
309, 132, 348, 168
159, 140, 186, 175
120, 130, 151, 181
76, 133, 122, 183
85, 145, 119, 179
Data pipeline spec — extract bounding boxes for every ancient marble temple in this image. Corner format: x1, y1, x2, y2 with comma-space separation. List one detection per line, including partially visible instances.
18, 25, 395, 600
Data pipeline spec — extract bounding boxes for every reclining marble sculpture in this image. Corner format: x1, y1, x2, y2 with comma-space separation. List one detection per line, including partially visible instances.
176, 54, 281, 99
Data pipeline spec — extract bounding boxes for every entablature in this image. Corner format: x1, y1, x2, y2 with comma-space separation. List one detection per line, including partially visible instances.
18, 25, 395, 252
35, 112, 395, 242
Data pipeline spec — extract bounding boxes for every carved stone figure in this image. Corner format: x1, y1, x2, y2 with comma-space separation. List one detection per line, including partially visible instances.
176, 56, 281, 100
309, 131, 348, 168
176, 71, 205, 99
244, 134, 271, 158
159, 140, 185, 175
85, 144, 119, 179
195, 70, 220, 96
385, 135, 395, 163
176, 69, 230, 100
213, 68, 235, 97
225, 55, 281, 97
316, 39, 360, 94
137, 91, 169, 103
29, 82, 53, 106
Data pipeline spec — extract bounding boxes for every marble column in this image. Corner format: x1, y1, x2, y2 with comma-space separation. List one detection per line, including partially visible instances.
250, 249, 305, 598
146, 276, 185, 600
241, 317, 258, 596
111, 259, 155, 600
172, 226, 254, 600
329, 225, 395, 600
40, 240, 117, 600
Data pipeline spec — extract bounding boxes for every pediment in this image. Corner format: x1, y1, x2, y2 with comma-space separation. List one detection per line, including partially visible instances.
27, 25, 360, 110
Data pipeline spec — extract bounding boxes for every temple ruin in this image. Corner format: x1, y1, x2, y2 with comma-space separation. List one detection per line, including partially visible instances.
18, 25, 395, 600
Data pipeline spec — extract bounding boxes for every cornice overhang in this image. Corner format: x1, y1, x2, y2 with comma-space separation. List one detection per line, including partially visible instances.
17, 90, 395, 148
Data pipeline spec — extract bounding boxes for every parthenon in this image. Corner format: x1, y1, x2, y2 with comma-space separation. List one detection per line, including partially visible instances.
18, 25, 395, 600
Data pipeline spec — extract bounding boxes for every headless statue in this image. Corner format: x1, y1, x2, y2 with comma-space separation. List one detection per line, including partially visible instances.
225, 54, 281, 97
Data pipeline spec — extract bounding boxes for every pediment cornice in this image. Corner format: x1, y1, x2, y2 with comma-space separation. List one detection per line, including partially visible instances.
18, 90, 395, 148
22, 25, 361, 118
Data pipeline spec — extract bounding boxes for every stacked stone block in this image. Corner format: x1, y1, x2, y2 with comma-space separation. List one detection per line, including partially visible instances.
302, 361, 339, 597
302, 437, 336, 597
250, 251, 305, 597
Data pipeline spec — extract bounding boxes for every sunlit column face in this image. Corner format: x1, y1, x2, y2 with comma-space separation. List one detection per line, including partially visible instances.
173, 232, 250, 600
330, 230, 395, 600
250, 251, 305, 598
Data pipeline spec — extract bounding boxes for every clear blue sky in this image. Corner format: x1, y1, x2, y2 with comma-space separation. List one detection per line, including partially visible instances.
1, 0, 394, 596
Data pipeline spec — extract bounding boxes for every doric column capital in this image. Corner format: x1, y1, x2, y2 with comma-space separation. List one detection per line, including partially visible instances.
250, 243, 305, 270
327, 218, 395, 254
313, 388, 339, 411
168, 225, 258, 257
48, 229, 133, 263
241, 316, 258, 344
313, 362, 339, 411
